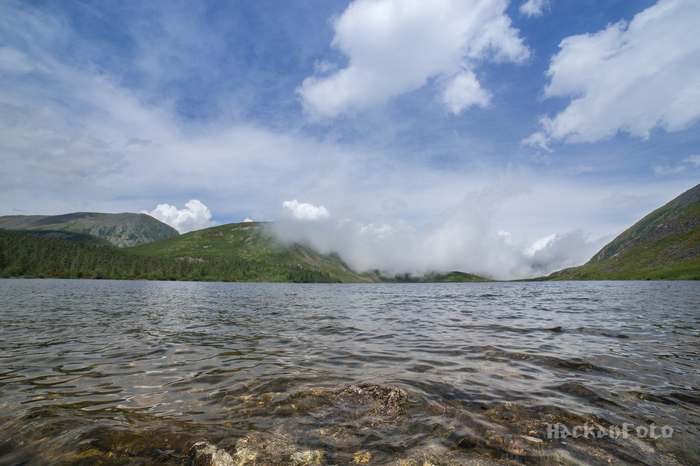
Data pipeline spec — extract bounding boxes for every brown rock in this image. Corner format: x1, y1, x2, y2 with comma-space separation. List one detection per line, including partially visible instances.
189, 442, 235, 466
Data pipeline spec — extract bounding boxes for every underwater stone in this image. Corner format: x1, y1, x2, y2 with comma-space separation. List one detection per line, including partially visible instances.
340, 384, 409, 415
188, 442, 235, 466
234, 432, 298, 465
290, 449, 325, 465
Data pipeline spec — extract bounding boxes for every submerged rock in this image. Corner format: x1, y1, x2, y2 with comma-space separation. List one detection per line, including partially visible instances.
189, 442, 235, 466
227, 432, 326, 465
339, 384, 409, 416
290, 449, 325, 465
199, 384, 408, 465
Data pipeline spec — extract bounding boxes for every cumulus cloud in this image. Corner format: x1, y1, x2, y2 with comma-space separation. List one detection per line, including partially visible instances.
282, 199, 330, 221
298, 0, 529, 118
442, 70, 491, 114
524, 0, 700, 147
519, 0, 549, 18
143, 199, 215, 233
273, 183, 606, 279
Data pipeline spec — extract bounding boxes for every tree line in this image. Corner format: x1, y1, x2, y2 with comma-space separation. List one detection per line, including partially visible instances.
0, 229, 340, 283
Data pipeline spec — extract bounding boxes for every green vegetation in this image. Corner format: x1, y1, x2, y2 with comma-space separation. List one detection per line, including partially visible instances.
0, 229, 343, 282
0, 221, 489, 283
0, 212, 178, 247
547, 183, 700, 280
129, 222, 378, 282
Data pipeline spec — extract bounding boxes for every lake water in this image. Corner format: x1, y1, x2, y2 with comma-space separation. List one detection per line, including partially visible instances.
0, 279, 698, 465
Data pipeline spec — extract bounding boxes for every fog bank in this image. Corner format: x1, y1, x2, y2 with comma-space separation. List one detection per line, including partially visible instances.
272, 187, 608, 280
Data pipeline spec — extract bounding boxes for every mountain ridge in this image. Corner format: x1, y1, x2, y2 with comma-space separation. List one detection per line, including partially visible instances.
129, 221, 380, 282
547, 183, 700, 280
0, 212, 179, 247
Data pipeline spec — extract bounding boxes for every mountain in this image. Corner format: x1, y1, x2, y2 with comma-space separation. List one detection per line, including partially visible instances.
548, 183, 700, 280
130, 222, 492, 282
130, 221, 380, 282
0, 227, 354, 282
0, 212, 179, 247
0, 216, 483, 282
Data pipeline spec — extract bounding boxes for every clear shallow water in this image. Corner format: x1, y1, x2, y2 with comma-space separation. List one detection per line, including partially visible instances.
0, 279, 698, 465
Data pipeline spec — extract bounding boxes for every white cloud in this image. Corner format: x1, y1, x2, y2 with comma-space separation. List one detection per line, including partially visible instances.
523, 231, 608, 272
683, 155, 700, 167
653, 165, 686, 175
519, 0, 549, 18
653, 154, 700, 175
525, 0, 700, 147
525, 233, 555, 257
360, 221, 396, 239
520, 131, 551, 152
282, 199, 330, 221
442, 70, 491, 114
298, 0, 529, 118
273, 181, 609, 279
143, 199, 215, 233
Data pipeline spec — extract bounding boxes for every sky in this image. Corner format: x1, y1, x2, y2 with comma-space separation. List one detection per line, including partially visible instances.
1, 0, 699, 279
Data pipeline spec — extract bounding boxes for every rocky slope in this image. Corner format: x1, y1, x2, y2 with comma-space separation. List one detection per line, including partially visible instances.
0, 212, 179, 247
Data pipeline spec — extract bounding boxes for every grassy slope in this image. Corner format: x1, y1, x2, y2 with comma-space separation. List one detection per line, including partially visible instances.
0, 213, 178, 247
130, 222, 379, 283
547, 184, 700, 280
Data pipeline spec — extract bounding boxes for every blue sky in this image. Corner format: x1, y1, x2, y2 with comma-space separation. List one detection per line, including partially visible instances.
1, 0, 699, 278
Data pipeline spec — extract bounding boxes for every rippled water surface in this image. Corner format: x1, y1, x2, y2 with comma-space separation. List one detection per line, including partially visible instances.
0, 279, 699, 465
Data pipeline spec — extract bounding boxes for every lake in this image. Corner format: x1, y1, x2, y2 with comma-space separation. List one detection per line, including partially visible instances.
0, 279, 698, 465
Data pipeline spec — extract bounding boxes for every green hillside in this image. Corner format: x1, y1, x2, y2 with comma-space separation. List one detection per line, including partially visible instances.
548, 183, 700, 280
1, 218, 485, 283
0, 212, 178, 247
130, 221, 379, 283
0, 228, 361, 282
